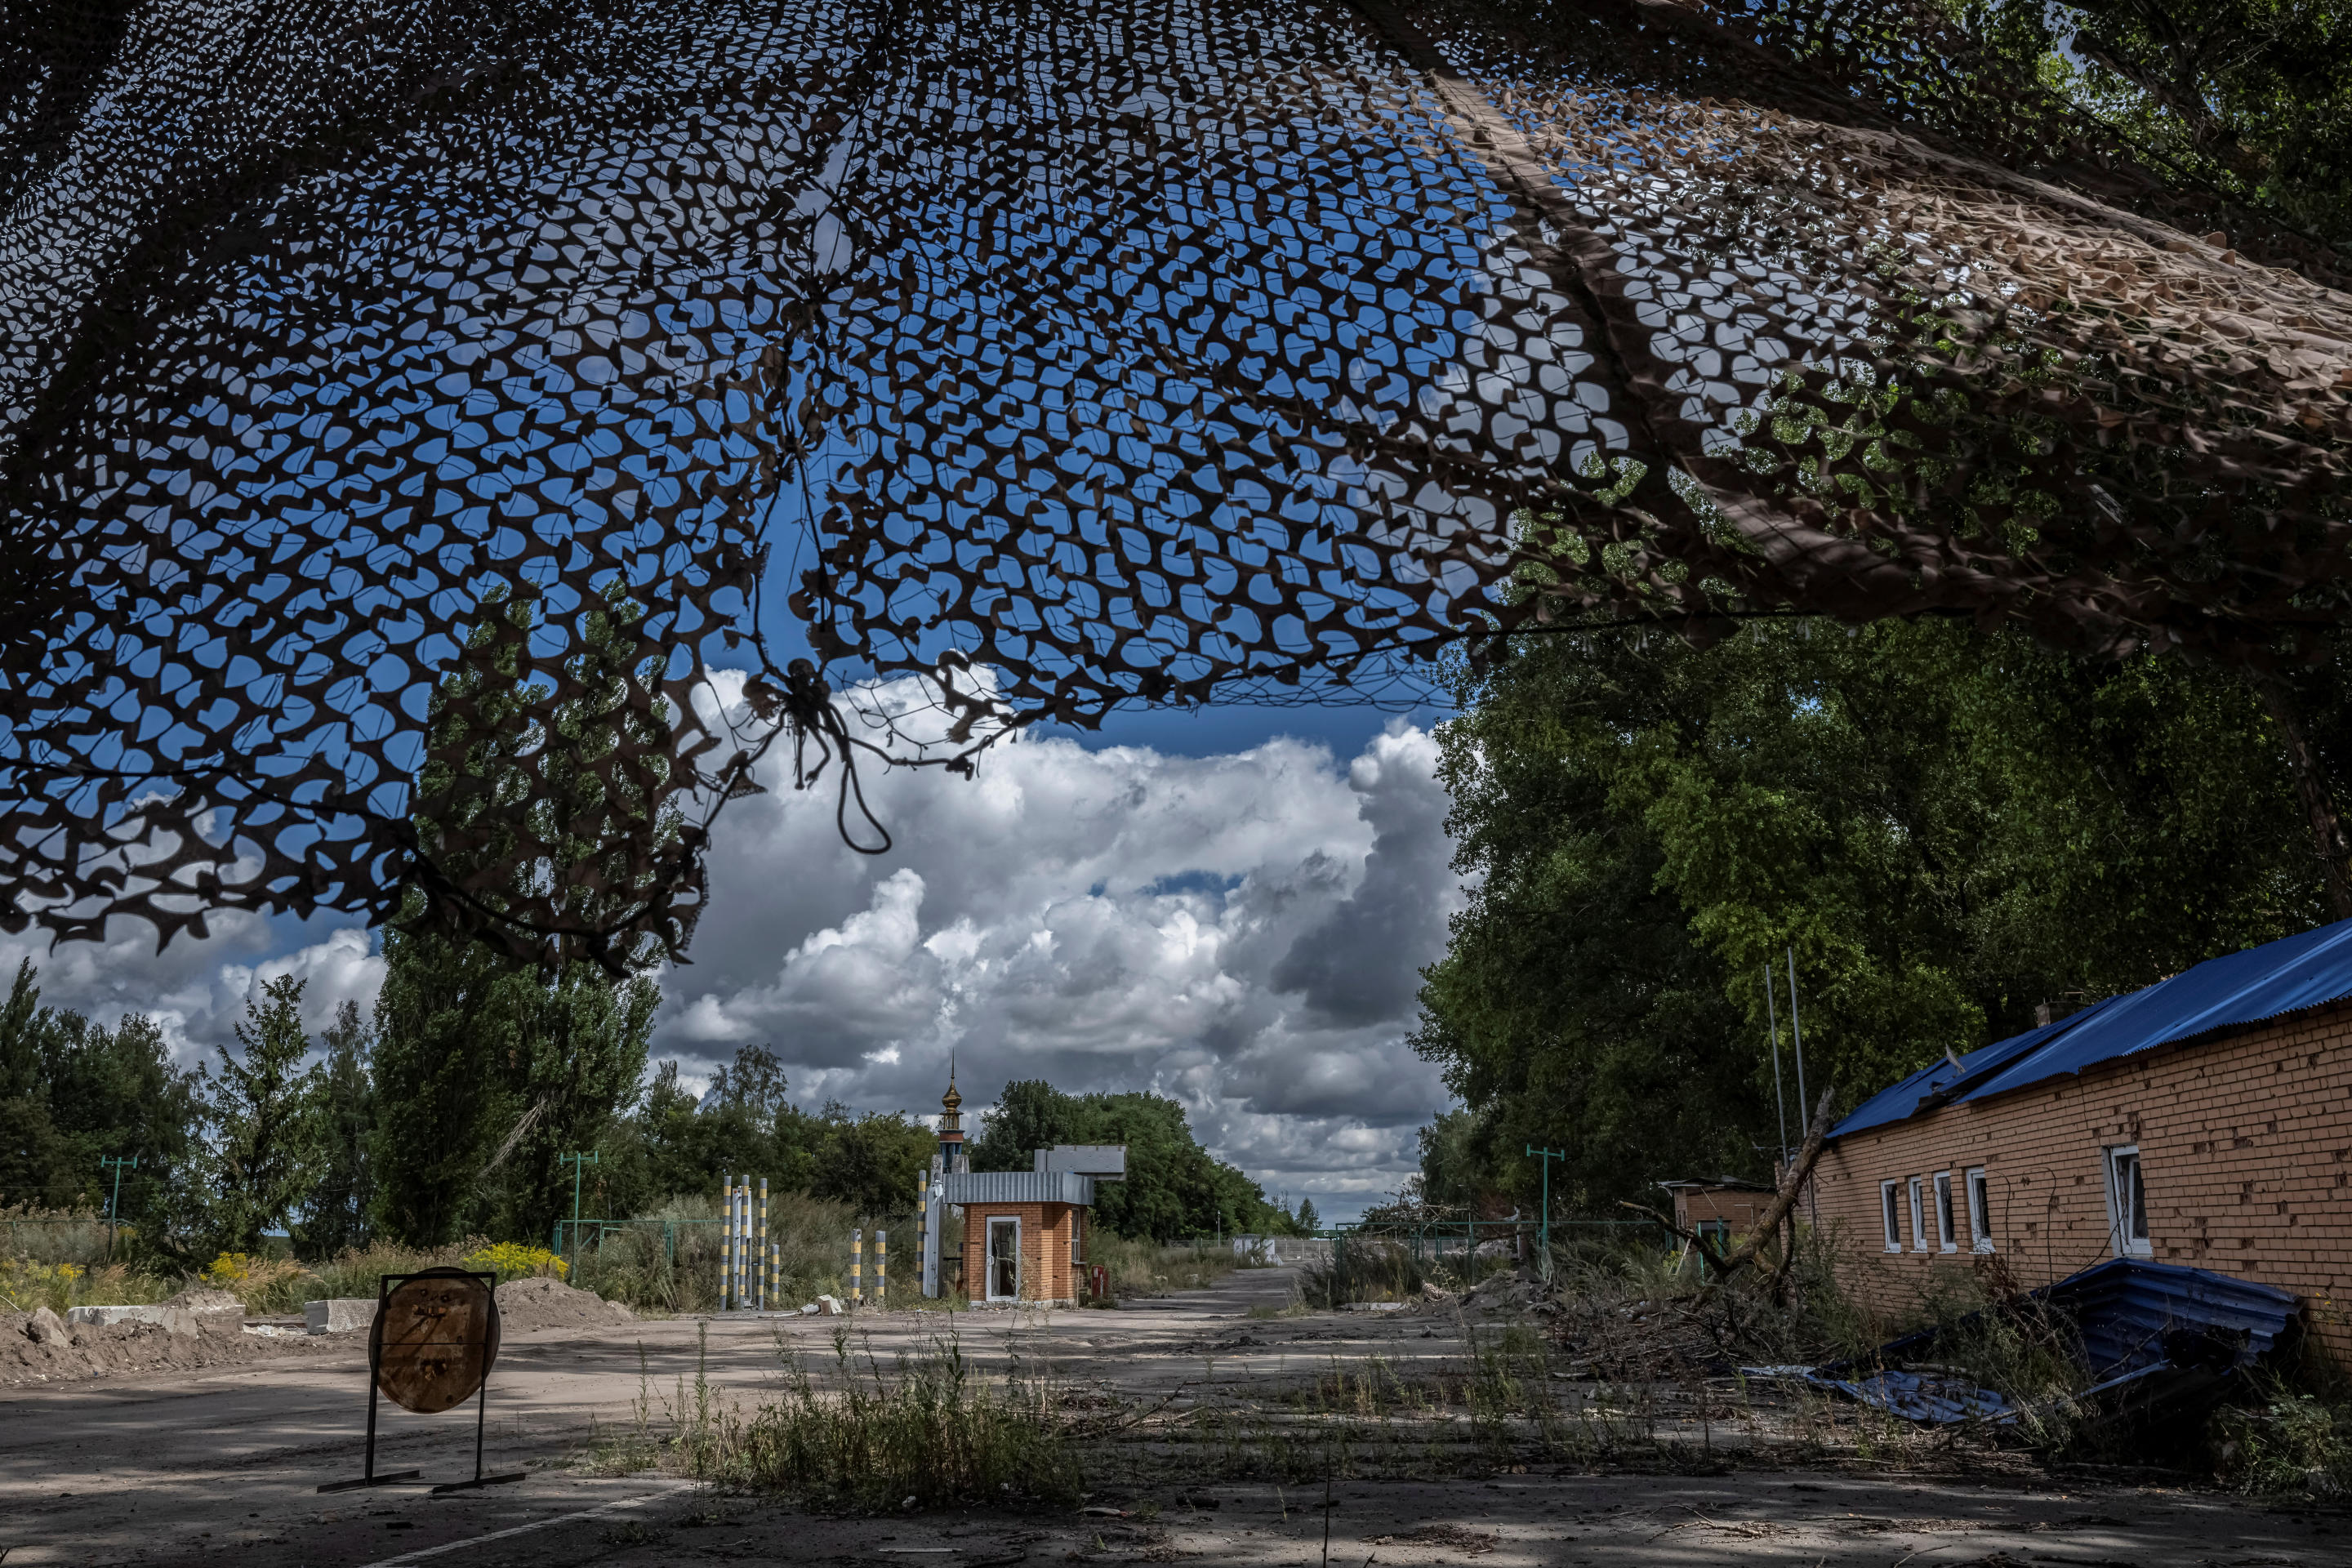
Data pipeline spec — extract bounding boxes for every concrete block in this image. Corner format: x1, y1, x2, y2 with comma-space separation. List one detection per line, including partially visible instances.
305, 1298, 377, 1335
65, 1303, 199, 1335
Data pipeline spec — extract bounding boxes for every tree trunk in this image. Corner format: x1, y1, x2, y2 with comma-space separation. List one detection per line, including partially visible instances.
2247, 670, 2352, 921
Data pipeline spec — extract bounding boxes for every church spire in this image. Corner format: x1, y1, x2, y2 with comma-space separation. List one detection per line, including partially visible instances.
938, 1054, 966, 1173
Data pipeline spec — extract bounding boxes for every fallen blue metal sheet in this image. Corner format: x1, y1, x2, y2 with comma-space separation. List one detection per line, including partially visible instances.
1791, 1259, 2301, 1427
1805, 1370, 2014, 1424
1831, 918, 2352, 1139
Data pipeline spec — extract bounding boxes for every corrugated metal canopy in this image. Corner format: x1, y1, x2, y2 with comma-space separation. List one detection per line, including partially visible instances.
939, 1170, 1096, 1206
1831, 919, 2352, 1139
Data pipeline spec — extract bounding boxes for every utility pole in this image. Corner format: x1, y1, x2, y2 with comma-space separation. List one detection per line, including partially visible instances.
558, 1151, 599, 1273
1764, 964, 1789, 1170
1522, 1145, 1568, 1281
1784, 947, 1810, 1132
99, 1155, 137, 1258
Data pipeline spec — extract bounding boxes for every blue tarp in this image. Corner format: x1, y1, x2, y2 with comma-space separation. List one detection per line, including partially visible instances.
1754, 1259, 2302, 1427
1831, 919, 2352, 1139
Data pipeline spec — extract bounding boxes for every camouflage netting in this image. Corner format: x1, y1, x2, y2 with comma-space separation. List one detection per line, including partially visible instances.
4, 0, 2348, 962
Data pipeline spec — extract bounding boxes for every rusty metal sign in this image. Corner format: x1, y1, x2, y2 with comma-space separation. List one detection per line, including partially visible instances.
372, 1268, 503, 1416
320, 1268, 520, 1494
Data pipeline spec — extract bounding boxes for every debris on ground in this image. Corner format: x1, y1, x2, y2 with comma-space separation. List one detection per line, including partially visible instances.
67, 1303, 199, 1336
1762, 1258, 2300, 1428
1364, 1525, 1502, 1555
304, 1296, 376, 1334
495, 1276, 638, 1332
164, 1286, 243, 1321
1460, 1271, 1555, 1318
2, 1302, 346, 1384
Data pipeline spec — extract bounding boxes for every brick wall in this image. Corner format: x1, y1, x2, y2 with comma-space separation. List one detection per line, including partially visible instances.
1673, 1186, 1776, 1236
1812, 1003, 2352, 1356
960, 1202, 1076, 1303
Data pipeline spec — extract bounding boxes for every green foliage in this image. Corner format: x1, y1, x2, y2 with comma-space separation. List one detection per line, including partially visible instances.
694, 1334, 1085, 1511
590, 1045, 932, 1222
367, 927, 656, 1246
2020, 0, 2352, 242
197, 976, 323, 1255
968, 1080, 1282, 1241
2214, 1377, 2352, 1494
0, 960, 198, 1241
295, 1000, 375, 1257
1417, 619, 2327, 1210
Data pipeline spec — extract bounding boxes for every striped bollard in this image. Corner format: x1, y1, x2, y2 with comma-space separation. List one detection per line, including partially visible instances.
851, 1228, 863, 1306
875, 1229, 887, 1307
756, 1178, 768, 1311
720, 1173, 733, 1311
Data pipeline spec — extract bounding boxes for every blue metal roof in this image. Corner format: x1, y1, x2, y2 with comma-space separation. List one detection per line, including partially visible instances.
1831, 918, 2352, 1139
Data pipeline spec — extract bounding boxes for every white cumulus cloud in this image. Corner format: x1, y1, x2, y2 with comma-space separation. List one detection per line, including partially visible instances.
660, 706, 1467, 1217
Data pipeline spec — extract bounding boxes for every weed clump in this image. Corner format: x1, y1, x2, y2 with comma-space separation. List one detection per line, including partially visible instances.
2214, 1375, 2352, 1496
702, 1331, 1084, 1511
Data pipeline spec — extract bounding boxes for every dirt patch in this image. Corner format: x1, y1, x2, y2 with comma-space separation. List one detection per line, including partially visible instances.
496, 1276, 637, 1334
0, 1307, 347, 1386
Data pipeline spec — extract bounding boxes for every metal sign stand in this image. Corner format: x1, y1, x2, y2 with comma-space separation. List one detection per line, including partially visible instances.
317, 1270, 523, 1494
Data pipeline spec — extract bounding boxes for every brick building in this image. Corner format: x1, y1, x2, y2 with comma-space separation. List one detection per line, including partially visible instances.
1664, 1178, 1778, 1250
915, 1067, 1125, 1305
1812, 920, 2352, 1357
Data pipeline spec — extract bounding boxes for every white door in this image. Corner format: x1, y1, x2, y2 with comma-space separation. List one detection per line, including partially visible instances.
987, 1216, 1021, 1301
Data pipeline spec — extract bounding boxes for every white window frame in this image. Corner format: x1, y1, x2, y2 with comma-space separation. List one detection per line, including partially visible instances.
1933, 1171, 1958, 1253
1965, 1167, 1993, 1253
985, 1215, 1023, 1302
2105, 1145, 2152, 1258
1907, 1177, 1928, 1252
1880, 1180, 1903, 1251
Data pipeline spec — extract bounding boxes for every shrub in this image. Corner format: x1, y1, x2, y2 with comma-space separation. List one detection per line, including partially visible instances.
709, 1333, 1083, 1510
307, 1240, 473, 1300
463, 1242, 568, 1282
202, 1251, 321, 1313
2216, 1382, 2352, 1495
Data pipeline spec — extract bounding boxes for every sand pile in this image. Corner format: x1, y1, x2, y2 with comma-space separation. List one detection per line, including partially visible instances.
0, 1305, 341, 1386
494, 1276, 636, 1333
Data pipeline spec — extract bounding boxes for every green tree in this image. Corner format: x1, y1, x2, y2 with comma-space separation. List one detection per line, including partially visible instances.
476, 963, 657, 1244
0, 960, 201, 1237
1416, 618, 2326, 1211
368, 926, 657, 1246
803, 1105, 936, 1216
368, 929, 525, 1245
1295, 1196, 1319, 1232
295, 1000, 375, 1258
199, 976, 323, 1254
0, 960, 81, 1209
970, 1081, 1282, 1241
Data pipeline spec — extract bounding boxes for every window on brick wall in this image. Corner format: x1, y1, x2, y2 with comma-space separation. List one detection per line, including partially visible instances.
1966, 1167, 1993, 1252
1881, 1180, 1903, 1251
2105, 1146, 2151, 1258
1934, 1172, 1958, 1252
1908, 1177, 1927, 1251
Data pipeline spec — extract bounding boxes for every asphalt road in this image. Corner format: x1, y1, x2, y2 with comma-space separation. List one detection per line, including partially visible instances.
2, 1265, 2337, 1566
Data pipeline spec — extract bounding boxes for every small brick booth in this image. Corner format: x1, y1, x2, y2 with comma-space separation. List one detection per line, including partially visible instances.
925, 1140, 1126, 1305
1809, 920, 2352, 1359
960, 1192, 1084, 1305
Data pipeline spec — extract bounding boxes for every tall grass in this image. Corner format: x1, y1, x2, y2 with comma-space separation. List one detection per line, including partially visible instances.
718, 1331, 1083, 1508
1087, 1233, 1253, 1299
597, 1325, 1083, 1509
0, 1258, 178, 1313
1297, 1238, 1423, 1308
0, 1205, 116, 1269
568, 1193, 920, 1313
